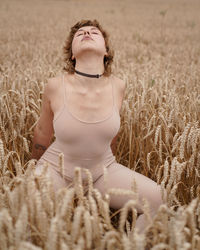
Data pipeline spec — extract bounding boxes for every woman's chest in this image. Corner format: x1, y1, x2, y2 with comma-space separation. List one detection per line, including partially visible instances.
52, 79, 121, 122
68, 87, 115, 122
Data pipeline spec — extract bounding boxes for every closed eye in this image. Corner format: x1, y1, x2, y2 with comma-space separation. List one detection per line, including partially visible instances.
76, 32, 99, 37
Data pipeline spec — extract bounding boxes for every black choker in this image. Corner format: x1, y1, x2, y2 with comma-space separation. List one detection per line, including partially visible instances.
75, 69, 103, 78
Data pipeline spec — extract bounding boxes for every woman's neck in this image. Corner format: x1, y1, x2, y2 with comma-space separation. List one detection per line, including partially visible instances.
74, 54, 106, 89
75, 53, 104, 74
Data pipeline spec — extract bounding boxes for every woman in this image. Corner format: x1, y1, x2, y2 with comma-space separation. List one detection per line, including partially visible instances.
32, 19, 166, 234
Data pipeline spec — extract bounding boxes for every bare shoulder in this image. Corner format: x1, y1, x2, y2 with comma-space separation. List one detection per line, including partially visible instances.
111, 75, 126, 93
111, 75, 127, 113
43, 73, 64, 97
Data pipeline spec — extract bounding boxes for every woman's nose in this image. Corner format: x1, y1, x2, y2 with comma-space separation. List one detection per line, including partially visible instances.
84, 30, 90, 35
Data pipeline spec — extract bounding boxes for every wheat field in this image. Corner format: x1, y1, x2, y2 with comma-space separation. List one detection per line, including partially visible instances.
0, 0, 200, 249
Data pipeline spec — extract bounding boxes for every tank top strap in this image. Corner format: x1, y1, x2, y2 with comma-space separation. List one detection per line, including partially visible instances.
111, 77, 118, 113
62, 73, 66, 104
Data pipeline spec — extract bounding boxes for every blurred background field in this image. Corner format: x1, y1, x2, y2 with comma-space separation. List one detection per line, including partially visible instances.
0, 0, 200, 249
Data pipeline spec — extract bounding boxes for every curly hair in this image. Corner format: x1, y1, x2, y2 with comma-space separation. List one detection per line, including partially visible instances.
62, 19, 114, 77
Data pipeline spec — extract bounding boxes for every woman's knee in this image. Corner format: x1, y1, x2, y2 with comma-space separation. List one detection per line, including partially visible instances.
148, 184, 164, 213
135, 175, 165, 214
34, 164, 71, 193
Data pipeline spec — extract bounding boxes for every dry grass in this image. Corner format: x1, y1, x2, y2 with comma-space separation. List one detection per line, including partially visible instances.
0, 0, 200, 249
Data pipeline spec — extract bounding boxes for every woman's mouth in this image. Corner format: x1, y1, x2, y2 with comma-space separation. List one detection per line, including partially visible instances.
82, 36, 93, 41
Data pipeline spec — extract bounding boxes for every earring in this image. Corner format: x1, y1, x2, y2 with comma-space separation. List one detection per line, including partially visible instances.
72, 55, 75, 60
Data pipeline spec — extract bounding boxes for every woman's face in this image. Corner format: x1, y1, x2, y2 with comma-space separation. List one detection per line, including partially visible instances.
71, 26, 107, 59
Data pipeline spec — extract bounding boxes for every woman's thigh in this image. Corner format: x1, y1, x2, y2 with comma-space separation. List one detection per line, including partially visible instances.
93, 162, 164, 213
34, 164, 73, 193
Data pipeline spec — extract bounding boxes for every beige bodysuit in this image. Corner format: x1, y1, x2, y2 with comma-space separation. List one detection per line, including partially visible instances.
35, 74, 121, 183
34, 75, 164, 217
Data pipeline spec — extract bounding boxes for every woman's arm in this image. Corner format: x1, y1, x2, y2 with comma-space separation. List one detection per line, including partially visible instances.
110, 78, 126, 155
31, 79, 55, 160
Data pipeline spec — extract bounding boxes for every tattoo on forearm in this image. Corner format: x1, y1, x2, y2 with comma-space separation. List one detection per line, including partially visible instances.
35, 144, 47, 151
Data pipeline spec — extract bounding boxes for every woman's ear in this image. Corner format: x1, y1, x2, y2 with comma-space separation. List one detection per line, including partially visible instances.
104, 53, 108, 60
72, 55, 75, 60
